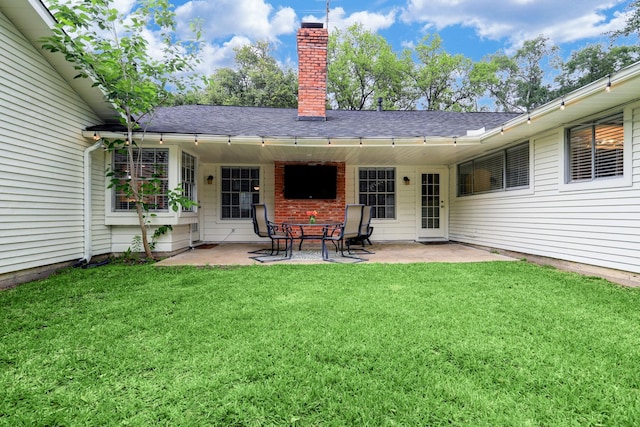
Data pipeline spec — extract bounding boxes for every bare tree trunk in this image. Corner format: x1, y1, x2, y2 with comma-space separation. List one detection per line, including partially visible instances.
126, 128, 155, 260
135, 201, 154, 259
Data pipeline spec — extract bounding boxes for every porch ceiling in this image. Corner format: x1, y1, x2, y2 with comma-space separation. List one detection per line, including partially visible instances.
170, 136, 482, 166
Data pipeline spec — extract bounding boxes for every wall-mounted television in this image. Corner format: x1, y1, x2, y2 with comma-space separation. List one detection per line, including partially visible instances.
284, 164, 337, 199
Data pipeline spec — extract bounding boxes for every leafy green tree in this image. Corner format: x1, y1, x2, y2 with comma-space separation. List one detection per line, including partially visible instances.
480, 36, 558, 112
610, 0, 640, 40
410, 34, 482, 111
328, 23, 413, 110
202, 68, 245, 106
184, 41, 297, 108
471, 54, 518, 112
555, 44, 640, 94
42, 0, 202, 259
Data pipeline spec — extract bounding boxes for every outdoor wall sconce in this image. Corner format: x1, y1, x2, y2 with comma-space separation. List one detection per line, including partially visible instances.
403, 176, 410, 185
207, 175, 214, 185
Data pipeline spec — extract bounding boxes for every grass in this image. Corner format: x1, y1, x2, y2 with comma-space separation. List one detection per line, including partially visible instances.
1, 261, 640, 426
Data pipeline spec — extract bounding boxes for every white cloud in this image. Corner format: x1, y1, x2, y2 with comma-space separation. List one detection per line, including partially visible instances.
194, 36, 252, 75
400, 0, 628, 50
171, 0, 298, 70
175, 0, 296, 41
112, 0, 136, 14
303, 6, 398, 33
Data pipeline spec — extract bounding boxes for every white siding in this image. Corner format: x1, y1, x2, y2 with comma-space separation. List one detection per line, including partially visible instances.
450, 105, 640, 274
201, 163, 274, 243
111, 224, 191, 253
0, 11, 106, 275
357, 165, 424, 241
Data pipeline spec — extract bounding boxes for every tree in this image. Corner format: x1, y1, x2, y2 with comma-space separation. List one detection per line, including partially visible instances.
328, 23, 413, 110
410, 34, 481, 111
610, 0, 640, 40
180, 41, 297, 108
480, 36, 558, 112
42, 0, 203, 259
555, 44, 640, 94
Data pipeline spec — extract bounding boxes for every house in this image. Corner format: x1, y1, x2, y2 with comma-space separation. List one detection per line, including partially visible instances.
2, 1, 640, 288
0, 0, 118, 287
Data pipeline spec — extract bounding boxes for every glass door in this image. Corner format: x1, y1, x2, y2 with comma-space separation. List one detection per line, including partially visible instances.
416, 171, 448, 240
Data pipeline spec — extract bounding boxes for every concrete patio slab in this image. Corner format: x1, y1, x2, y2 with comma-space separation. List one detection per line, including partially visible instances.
155, 242, 517, 267
154, 241, 640, 288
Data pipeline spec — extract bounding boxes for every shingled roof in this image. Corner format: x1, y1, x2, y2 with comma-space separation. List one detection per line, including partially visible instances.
91, 105, 520, 139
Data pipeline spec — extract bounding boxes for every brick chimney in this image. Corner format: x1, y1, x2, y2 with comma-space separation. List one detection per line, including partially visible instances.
297, 22, 328, 121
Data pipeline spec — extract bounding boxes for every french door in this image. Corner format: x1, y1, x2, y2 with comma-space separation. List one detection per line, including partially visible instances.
416, 170, 448, 240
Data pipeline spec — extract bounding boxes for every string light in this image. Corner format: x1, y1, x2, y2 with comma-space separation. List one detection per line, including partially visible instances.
227, 135, 231, 145
159, 133, 163, 144
500, 127, 504, 135
194, 134, 198, 146
560, 97, 565, 110
392, 138, 395, 148
294, 137, 298, 147
328, 138, 331, 145
527, 114, 531, 124
606, 74, 612, 92
359, 137, 363, 148
261, 137, 265, 147
92, 131, 100, 141
423, 137, 426, 145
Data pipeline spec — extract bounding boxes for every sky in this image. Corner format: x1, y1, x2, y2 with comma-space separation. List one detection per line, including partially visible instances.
108, 0, 634, 76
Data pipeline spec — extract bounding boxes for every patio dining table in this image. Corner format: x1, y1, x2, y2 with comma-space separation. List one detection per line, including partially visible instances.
283, 220, 341, 250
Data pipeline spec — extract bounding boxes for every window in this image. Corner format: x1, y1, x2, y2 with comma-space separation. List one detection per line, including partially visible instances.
567, 113, 623, 183
113, 148, 168, 211
221, 167, 260, 219
506, 143, 530, 189
358, 167, 395, 219
458, 142, 529, 196
181, 152, 196, 212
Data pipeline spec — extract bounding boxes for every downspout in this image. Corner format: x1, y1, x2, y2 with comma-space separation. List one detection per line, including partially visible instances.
82, 140, 104, 263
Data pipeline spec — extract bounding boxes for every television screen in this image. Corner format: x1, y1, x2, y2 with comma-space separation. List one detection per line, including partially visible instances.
284, 164, 337, 199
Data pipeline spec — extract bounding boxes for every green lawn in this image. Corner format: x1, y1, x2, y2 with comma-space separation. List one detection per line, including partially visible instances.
1, 261, 639, 426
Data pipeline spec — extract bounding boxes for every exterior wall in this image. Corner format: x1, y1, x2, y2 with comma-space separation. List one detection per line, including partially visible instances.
199, 162, 439, 244
351, 166, 431, 241
449, 102, 640, 274
200, 162, 275, 243
0, 10, 107, 285
273, 161, 346, 225
111, 224, 192, 254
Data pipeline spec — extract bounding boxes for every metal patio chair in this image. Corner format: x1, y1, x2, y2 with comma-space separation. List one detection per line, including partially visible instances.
348, 205, 374, 251
250, 204, 293, 258
321, 204, 366, 262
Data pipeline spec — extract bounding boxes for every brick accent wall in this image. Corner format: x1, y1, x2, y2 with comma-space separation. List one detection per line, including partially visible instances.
297, 24, 328, 120
274, 162, 345, 228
